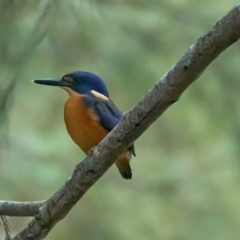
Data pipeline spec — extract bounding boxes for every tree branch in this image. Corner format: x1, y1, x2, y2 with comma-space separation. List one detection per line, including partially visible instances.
7, 3, 240, 240
0, 201, 45, 217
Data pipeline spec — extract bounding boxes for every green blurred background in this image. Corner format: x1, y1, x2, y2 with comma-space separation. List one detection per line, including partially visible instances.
1, 0, 240, 239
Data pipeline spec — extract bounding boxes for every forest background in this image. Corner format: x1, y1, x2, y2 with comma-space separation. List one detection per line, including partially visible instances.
1, 1, 240, 239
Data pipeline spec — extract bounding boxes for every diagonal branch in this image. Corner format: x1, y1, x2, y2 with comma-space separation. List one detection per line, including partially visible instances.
9, 3, 240, 240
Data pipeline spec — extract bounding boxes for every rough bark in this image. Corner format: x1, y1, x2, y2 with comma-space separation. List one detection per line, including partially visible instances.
1, 3, 240, 240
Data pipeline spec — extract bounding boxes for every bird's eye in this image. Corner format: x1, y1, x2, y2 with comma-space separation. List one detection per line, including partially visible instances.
63, 76, 74, 82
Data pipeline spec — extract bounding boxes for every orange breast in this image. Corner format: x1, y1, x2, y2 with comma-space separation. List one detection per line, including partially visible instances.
64, 94, 108, 154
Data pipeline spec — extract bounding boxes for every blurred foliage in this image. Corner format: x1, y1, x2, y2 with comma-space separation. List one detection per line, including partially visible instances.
1, 0, 240, 239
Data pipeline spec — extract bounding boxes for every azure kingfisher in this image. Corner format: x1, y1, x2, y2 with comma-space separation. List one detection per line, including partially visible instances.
33, 71, 135, 179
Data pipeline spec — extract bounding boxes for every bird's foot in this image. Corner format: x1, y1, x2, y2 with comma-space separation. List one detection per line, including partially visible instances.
88, 146, 96, 155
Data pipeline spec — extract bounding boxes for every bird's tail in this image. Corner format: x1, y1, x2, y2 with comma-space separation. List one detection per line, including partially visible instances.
115, 151, 132, 180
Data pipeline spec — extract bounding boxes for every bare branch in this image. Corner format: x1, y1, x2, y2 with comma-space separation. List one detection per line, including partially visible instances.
10, 3, 240, 240
0, 1, 55, 157
0, 0, 54, 112
0, 201, 45, 217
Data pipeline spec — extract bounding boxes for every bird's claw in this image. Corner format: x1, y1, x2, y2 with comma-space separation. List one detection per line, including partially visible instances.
89, 147, 96, 155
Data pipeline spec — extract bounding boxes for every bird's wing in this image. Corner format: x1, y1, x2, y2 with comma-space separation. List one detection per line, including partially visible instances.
82, 95, 136, 156
83, 95, 122, 131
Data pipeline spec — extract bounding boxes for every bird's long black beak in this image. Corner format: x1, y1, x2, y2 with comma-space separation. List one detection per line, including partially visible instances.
33, 78, 72, 87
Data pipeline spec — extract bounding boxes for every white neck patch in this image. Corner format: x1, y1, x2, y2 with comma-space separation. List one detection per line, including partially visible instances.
91, 90, 109, 101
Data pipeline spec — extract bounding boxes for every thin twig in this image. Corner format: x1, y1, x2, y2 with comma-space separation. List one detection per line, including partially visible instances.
0, 216, 11, 240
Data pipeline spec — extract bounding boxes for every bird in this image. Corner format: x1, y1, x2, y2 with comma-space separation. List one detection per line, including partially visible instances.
33, 71, 135, 179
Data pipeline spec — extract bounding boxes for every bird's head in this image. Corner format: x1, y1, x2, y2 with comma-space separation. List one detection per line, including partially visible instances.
33, 71, 109, 97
